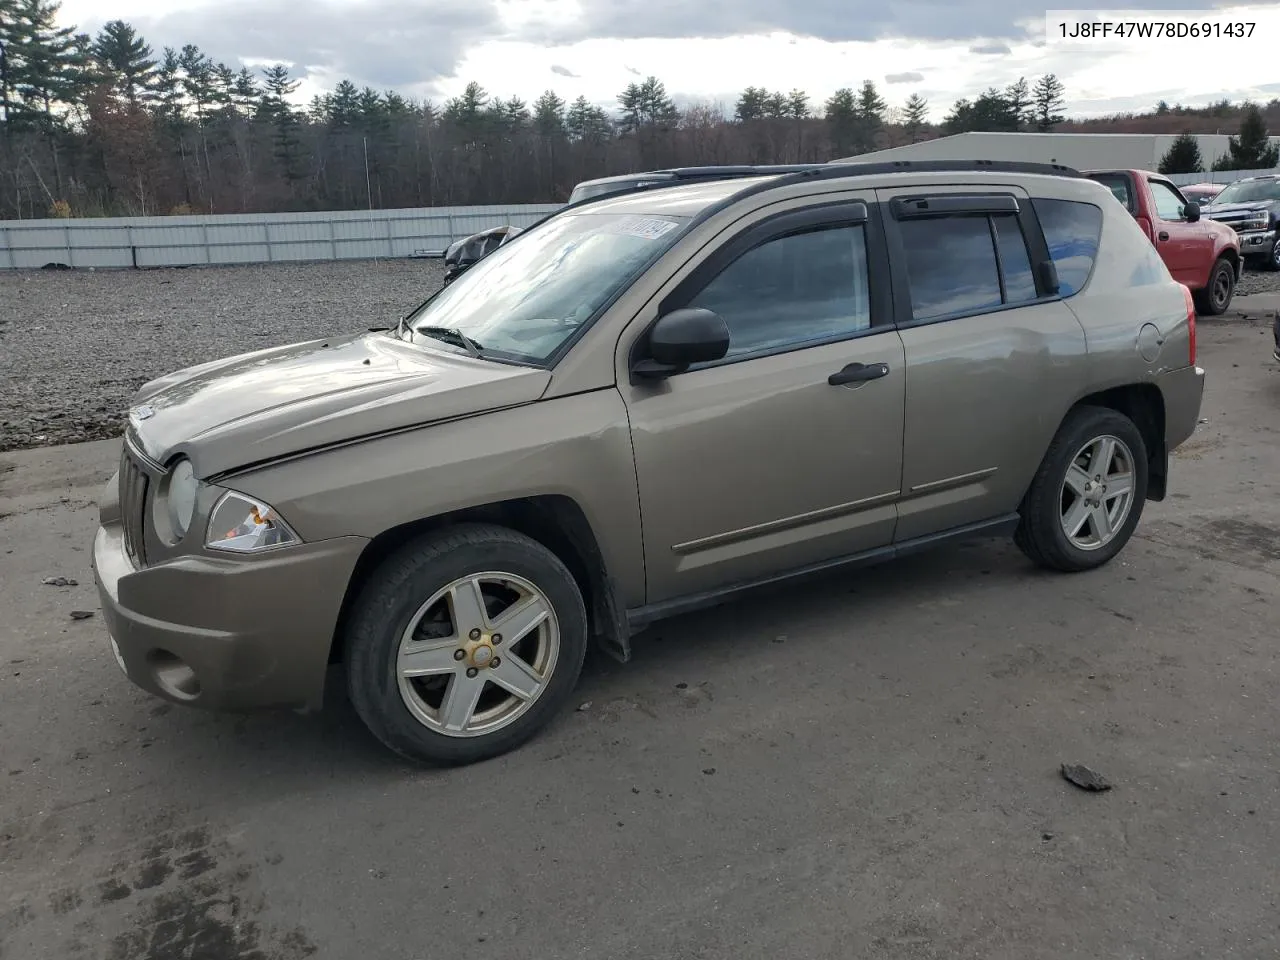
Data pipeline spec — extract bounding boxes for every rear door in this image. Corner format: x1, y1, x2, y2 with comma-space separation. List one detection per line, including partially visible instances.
1147, 176, 1209, 286
875, 184, 1089, 542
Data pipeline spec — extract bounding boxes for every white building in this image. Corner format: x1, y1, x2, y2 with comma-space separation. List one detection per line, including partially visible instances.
838, 131, 1280, 180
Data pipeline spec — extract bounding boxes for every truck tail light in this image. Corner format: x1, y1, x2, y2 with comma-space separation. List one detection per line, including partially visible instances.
1182, 283, 1196, 365
1136, 215, 1154, 242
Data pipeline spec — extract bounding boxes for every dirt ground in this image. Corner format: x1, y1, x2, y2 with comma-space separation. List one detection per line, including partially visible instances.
1, 308, 1279, 960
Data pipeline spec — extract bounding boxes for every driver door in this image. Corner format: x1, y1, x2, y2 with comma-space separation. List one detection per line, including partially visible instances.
619, 198, 906, 604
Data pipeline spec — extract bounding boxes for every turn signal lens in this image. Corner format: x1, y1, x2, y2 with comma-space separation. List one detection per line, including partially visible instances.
205, 492, 299, 553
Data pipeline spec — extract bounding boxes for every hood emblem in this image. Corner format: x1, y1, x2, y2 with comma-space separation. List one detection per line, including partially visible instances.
132, 404, 155, 421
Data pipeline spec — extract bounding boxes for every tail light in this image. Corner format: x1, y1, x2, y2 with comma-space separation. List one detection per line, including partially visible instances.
1181, 283, 1196, 365
1136, 215, 1155, 242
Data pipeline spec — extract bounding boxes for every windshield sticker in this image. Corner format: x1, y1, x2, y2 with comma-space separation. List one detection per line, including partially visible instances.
606, 216, 681, 241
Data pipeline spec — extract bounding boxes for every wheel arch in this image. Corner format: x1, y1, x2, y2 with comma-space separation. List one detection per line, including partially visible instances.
1065, 383, 1168, 501
328, 495, 631, 667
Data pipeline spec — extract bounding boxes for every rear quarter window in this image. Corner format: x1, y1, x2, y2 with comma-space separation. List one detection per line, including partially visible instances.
1032, 198, 1104, 297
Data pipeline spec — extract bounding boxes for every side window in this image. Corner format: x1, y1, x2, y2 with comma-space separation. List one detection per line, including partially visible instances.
898, 215, 1007, 321
686, 224, 871, 360
1088, 174, 1135, 213
1148, 180, 1189, 221
991, 214, 1038, 304
1031, 198, 1103, 297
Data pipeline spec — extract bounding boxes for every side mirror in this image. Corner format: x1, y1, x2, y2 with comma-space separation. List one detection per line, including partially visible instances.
1184, 201, 1201, 222
632, 308, 730, 379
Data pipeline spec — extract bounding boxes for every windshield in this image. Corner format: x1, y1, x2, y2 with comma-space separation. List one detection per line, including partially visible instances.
408, 210, 689, 364
1212, 180, 1280, 204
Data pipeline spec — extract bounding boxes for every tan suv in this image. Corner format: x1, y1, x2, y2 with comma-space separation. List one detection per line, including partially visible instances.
92, 161, 1206, 766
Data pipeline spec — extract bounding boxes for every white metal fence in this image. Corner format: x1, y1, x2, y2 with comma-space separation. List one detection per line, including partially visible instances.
1165, 167, 1278, 186
0, 203, 560, 270
5, 166, 1278, 270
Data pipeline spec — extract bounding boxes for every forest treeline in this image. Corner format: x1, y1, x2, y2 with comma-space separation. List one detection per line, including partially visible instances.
0, 0, 1266, 218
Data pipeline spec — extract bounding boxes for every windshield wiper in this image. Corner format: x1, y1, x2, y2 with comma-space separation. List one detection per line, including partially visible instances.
415, 325, 484, 359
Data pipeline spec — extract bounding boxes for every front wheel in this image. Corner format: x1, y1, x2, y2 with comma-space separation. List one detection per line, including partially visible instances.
344, 524, 588, 766
1194, 256, 1235, 315
1014, 406, 1149, 573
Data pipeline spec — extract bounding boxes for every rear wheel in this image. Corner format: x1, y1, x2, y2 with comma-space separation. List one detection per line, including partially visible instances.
1193, 256, 1235, 315
1014, 406, 1148, 573
344, 524, 588, 765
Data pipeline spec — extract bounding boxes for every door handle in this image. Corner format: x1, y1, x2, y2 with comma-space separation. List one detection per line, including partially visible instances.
828, 362, 890, 386
1158, 231, 1170, 241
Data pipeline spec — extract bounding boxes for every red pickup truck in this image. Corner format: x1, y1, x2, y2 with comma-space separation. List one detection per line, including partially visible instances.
1086, 168, 1241, 315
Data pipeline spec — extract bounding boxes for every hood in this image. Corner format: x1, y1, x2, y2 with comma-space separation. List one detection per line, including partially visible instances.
126, 332, 551, 477
1204, 200, 1276, 216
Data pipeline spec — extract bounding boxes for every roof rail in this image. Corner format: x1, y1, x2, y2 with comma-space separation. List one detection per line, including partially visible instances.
514, 158, 1086, 244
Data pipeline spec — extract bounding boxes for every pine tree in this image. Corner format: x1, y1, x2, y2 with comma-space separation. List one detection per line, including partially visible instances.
442, 80, 487, 129
8, 0, 87, 127
617, 76, 678, 133
90, 20, 155, 104
500, 95, 529, 129
1220, 103, 1279, 170
565, 94, 609, 142
786, 89, 809, 119
856, 79, 887, 126
1005, 77, 1032, 129
152, 46, 183, 122
825, 87, 858, 155
532, 89, 566, 136
260, 64, 302, 183
231, 66, 259, 117
1158, 132, 1204, 174
734, 86, 768, 122
1032, 74, 1066, 131
177, 44, 213, 124
903, 93, 928, 140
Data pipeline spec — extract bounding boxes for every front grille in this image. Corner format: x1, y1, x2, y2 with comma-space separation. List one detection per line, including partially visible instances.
119, 446, 150, 567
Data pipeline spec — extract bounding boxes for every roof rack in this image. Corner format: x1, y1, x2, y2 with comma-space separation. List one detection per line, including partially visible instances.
518, 158, 1087, 238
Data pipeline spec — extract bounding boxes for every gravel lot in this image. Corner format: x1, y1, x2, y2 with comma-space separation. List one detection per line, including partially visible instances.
0, 259, 443, 452
2, 255, 1279, 453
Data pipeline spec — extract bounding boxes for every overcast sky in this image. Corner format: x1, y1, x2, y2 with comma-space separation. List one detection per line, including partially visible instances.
54, 0, 1280, 120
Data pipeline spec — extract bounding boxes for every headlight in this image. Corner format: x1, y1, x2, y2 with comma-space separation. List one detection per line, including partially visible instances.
206, 491, 299, 553
155, 457, 199, 541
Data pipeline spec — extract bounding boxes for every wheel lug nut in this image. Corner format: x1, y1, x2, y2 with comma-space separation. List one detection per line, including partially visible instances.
491, 657, 501, 668
492, 634, 502, 644
453, 649, 466, 661
466, 667, 479, 678
469, 628, 481, 640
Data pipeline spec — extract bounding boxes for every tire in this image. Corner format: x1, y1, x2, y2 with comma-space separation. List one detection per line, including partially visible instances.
344, 523, 588, 766
1193, 257, 1235, 315
1269, 241, 1280, 272
1014, 405, 1149, 573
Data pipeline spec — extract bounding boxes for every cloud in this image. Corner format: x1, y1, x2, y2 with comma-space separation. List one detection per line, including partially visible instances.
969, 41, 1011, 55
519, 0, 1227, 46
624, 65, 642, 75
885, 71, 925, 83
118, 0, 501, 90
551, 64, 579, 77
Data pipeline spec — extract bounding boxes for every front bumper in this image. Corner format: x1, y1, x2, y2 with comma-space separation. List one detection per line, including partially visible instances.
1234, 228, 1276, 259
92, 515, 368, 712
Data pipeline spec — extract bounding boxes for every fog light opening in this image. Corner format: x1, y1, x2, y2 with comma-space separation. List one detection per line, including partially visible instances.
146, 649, 202, 701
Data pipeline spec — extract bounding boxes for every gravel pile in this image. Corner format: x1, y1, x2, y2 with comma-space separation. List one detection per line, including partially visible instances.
1234, 268, 1280, 298
0, 259, 443, 452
